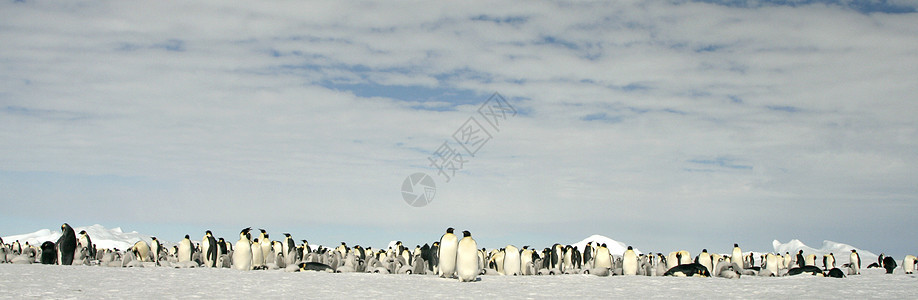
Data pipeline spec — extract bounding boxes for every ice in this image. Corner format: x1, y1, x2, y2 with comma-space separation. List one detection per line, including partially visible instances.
773, 239, 879, 266
2, 224, 151, 251
571, 234, 641, 256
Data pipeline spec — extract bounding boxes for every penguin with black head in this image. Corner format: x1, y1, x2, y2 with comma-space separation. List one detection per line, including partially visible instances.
56, 223, 77, 265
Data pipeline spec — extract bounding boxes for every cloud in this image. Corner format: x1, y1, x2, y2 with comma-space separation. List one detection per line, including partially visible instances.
1, 0, 916, 255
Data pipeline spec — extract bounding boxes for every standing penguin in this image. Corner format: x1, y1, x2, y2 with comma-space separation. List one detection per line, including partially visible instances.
150, 237, 163, 264
202, 231, 218, 267
429, 242, 439, 273
882, 256, 897, 274
765, 253, 779, 276
251, 238, 265, 270
437, 228, 459, 278
56, 223, 77, 265
849, 250, 861, 275
40, 241, 57, 264
258, 230, 272, 264
730, 244, 743, 268
77, 230, 93, 258
233, 228, 253, 271
805, 254, 817, 267
594, 244, 612, 269
283, 233, 295, 258
455, 230, 479, 282
904, 255, 916, 274
582, 242, 593, 267
622, 246, 638, 275
503, 245, 521, 276
823, 253, 836, 270
178, 235, 194, 263
796, 250, 805, 268
697, 249, 713, 275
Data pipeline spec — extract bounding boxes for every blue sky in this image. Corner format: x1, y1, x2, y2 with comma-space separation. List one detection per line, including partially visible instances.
1, 0, 917, 256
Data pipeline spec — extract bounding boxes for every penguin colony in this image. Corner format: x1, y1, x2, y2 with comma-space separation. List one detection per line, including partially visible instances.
1, 224, 916, 282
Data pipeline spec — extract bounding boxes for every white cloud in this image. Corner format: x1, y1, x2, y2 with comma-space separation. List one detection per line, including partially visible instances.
0, 0, 916, 254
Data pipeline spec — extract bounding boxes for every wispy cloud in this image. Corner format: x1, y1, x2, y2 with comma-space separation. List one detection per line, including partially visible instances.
0, 0, 916, 254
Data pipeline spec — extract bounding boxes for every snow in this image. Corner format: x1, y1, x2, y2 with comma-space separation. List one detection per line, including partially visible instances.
571, 235, 641, 256
2, 224, 151, 251
1, 265, 915, 298
773, 239, 879, 266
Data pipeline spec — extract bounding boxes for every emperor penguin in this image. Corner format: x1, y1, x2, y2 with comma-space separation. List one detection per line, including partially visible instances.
178, 235, 194, 263
583, 242, 593, 267
202, 231, 218, 267
731, 244, 743, 267
666, 252, 679, 269
882, 256, 897, 274
336, 242, 348, 259
551, 244, 564, 272
654, 253, 668, 276
823, 253, 835, 270
78, 230, 93, 258
132, 241, 152, 262
765, 253, 779, 276
39, 241, 56, 264
56, 223, 77, 265
562, 245, 574, 272
455, 230, 479, 282
805, 254, 817, 267
283, 234, 295, 258
697, 249, 713, 275
150, 237, 163, 264
904, 255, 916, 274
251, 238, 265, 270
503, 245, 521, 276
437, 227, 459, 278
594, 244, 612, 269
233, 228, 253, 271
622, 246, 638, 275
258, 229, 272, 263
520, 246, 534, 275
849, 250, 861, 275
678, 250, 692, 265
491, 248, 506, 274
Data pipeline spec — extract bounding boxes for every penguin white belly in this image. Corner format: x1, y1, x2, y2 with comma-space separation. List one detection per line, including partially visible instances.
698, 254, 712, 275
178, 241, 192, 263
731, 248, 742, 267
503, 246, 521, 276
252, 243, 264, 267
233, 241, 252, 271
438, 235, 458, 278
456, 237, 479, 282
594, 249, 612, 269
805, 254, 816, 266
520, 250, 533, 275
849, 253, 860, 273
201, 239, 211, 266
766, 253, 779, 275
622, 250, 638, 275
904, 255, 916, 274
261, 241, 272, 263
666, 252, 678, 269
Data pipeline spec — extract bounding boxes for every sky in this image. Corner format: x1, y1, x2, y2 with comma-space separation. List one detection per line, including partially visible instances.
1, 0, 917, 256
